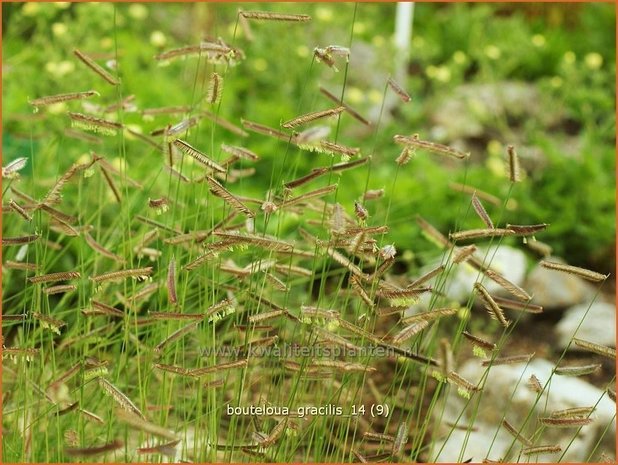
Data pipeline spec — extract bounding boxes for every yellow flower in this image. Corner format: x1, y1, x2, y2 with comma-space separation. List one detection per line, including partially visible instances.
487, 139, 503, 156
372, 35, 385, 48
402, 250, 414, 262
484, 45, 501, 60
128, 4, 148, 20
45, 62, 58, 75
368, 89, 382, 105
22, 3, 40, 16
531, 34, 546, 47
434, 66, 451, 83
46, 61, 75, 78
457, 306, 470, 321
125, 124, 143, 138
76, 153, 92, 165
326, 320, 339, 332
52, 22, 68, 38
486, 154, 505, 178
150, 31, 167, 48
316, 6, 333, 22
427, 65, 451, 82
346, 86, 365, 105
584, 52, 603, 70
47, 103, 67, 115
563, 51, 576, 64
550, 76, 563, 88
57, 61, 74, 76
296, 45, 309, 58
354, 22, 367, 35
252, 58, 268, 72
111, 157, 127, 172
453, 51, 467, 65
100, 37, 113, 50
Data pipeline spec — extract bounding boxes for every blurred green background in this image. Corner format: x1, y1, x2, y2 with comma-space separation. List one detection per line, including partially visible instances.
2, 2, 615, 272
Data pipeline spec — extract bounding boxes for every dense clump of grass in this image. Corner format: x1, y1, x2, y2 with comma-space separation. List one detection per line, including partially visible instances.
2, 3, 615, 463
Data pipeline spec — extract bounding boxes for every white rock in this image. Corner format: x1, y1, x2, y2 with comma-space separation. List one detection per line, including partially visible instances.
525, 258, 596, 310
431, 358, 615, 462
414, 245, 527, 304
556, 302, 616, 349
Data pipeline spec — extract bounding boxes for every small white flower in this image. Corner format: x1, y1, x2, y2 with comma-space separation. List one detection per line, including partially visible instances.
380, 244, 397, 260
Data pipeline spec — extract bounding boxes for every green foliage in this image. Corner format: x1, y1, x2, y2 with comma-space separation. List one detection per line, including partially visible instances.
2, 3, 615, 463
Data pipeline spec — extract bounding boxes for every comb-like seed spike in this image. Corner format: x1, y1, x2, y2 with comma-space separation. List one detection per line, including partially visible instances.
401, 307, 458, 325
502, 419, 532, 446
450, 228, 516, 241
473, 282, 510, 327
471, 192, 494, 229
44, 284, 77, 295
319, 86, 371, 126
74, 49, 119, 85
221, 144, 259, 161
29, 90, 99, 107
540, 260, 609, 282
3, 234, 40, 246
68, 112, 123, 135
505, 223, 548, 235
28, 271, 81, 284
154, 321, 200, 354
481, 353, 535, 366
207, 72, 223, 104
189, 359, 248, 377
507, 145, 520, 183
391, 320, 429, 345
98, 377, 145, 419
394, 134, 470, 160
521, 445, 562, 455
573, 338, 616, 359
65, 440, 124, 457
407, 265, 446, 289
538, 416, 593, 427
240, 11, 311, 22
282, 107, 345, 129
116, 409, 179, 441
462, 331, 497, 351
7, 199, 32, 221
99, 165, 121, 203
167, 257, 177, 305
3, 157, 28, 178
90, 267, 153, 284
173, 139, 226, 173
483, 269, 531, 301
447, 371, 482, 392
554, 363, 601, 376
205, 176, 255, 217
84, 232, 125, 263
387, 77, 411, 103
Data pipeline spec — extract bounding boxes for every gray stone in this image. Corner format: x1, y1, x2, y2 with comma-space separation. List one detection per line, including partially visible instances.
525, 258, 597, 310
430, 82, 559, 142
444, 245, 528, 303
556, 302, 616, 350
405, 245, 528, 321
431, 358, 616, 462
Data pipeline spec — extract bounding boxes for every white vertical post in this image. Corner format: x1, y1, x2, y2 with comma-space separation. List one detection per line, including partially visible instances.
394, 2, 414, 83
